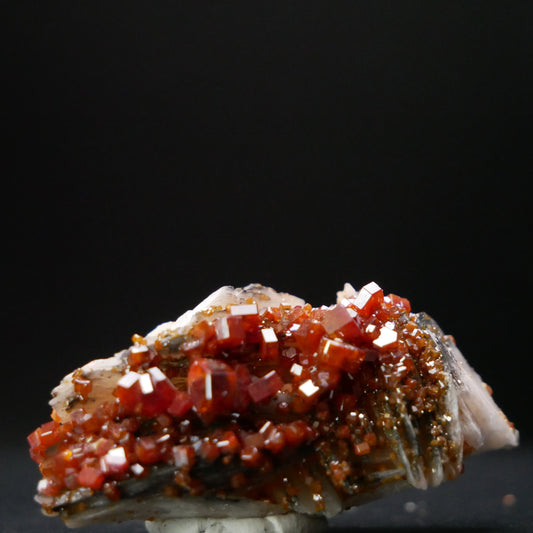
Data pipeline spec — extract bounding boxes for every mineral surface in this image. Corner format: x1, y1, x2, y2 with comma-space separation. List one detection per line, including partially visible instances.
29, 283, 518, 527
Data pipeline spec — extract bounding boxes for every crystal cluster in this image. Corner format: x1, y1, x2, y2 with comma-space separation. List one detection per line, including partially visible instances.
28, 283, 518, 528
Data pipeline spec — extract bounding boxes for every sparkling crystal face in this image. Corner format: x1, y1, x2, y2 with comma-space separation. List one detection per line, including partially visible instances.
28, 282, 517, 524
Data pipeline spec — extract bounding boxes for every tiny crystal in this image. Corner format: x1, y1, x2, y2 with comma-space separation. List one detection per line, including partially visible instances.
373, 326, 398, 348
290, 363, 303, 376
261, 327, 277, 343
299, 379, 320, 397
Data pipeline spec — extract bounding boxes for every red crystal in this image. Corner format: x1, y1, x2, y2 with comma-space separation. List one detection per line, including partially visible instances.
114, 368, 177, 418
364, 432, 377, 446
334, 392, 358, 414
230, 304, 261, 343
182, 321, 217, 357
27, 428, 41, 451
142, 367, 178, 417
28, 421, 64, 462
93, 438, 114, 457
263, 426, 286, 454
247, 370, 284, 403
135, 437, 162, 465
260, 328, 279, 360
71, 409, 102, 434
166, 391, 193, 417
37, 478, 61, 496
322, 305, 361, 341
39, 421, 61, 448
352, 282, 384, 317
234, 364, 252, 411
240, 446, 263, 467
172, 445, 195, 470
388, 293, 411, 313
284, 420, 315, 447
114, 372, 143, 414
373, 325, 399, 350
103, 481, 121, 501
128, 345, 153, 368
100, 446, 129, 474
354, 441, 371, 456
77, 464, 105, 490
198, 440, 220, 462
318, 337, 365, 372
293, 319, 326, 354
215, 430, 240, 455
187, 358, 237, 416
50, 451, 77, 480
215, 315, 246, 349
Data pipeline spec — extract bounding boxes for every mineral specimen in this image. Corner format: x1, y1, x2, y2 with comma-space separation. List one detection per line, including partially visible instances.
29, 283, 518, 532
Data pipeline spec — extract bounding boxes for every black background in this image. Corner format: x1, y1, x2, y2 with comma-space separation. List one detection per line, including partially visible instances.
2, 2, 532, 530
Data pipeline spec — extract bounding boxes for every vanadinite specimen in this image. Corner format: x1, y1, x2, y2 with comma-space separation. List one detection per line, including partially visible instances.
29, 283, 518, 531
